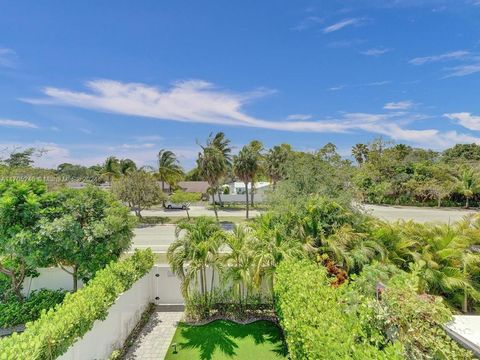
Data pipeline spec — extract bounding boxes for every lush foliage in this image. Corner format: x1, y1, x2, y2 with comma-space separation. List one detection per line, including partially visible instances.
0, 249, 154, 360
274, 260, 403, 359
0, 289, 66, 328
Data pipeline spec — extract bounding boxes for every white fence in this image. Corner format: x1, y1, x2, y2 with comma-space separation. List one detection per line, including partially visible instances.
59, 269, 155, 360
210, 193, 266, 204
22, 267, 83, 296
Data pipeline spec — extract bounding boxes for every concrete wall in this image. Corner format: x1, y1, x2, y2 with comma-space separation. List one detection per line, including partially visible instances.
59, 269, 154, 360
22, 267, 84, 296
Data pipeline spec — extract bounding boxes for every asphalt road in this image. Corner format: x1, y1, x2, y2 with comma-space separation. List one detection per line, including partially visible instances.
140, 205, 261, 218
363, 204, 478, 224
132, 205, 479, 253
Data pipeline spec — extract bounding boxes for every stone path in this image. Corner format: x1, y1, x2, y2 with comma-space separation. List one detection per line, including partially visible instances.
124, 307, 183, 360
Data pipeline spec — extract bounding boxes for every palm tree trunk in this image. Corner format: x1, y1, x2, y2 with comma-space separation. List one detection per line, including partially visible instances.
211, 192, 219, 221
245, 182, 249, 219
466, 196, 470, 209
73, 266, 78, 292
250, 182, 254, 207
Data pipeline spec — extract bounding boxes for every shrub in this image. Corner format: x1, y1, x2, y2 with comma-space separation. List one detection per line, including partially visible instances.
0, 249, 154, 360
274, 260, 403, 359
0, 289, 66, 328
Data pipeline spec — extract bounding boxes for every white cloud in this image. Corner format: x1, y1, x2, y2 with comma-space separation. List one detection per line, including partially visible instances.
323, 18, 364, 33
0, 48, 16, 67
23, 78, 480, 149
292, 16, 323, 31
409, 50, 469, 65
443, 63, 480, 77
384, 100, 415, 110
0, 118, 38, 129
444, 112, 480, 131
360, 47, 392, 56
286, 114, 312, 121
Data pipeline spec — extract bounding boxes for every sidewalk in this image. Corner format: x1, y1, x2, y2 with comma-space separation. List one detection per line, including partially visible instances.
124, 306, 183, 359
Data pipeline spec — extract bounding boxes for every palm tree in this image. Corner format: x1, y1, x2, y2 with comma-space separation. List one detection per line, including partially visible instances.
197, 145, 227, 221
265, 144, 290, 190
247, 140, 264, 207
351, 143, 369, 165
167, 217, 224, 302
234, 146, 256, 219
456, 168, 480, 208
157, 150, 184, 207
101, 156, 120, 184
119, 158, 137, 175
207, 132, 232, 204
223, 224, 255, 306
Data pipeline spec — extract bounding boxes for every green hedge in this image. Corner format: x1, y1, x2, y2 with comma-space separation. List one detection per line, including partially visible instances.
0, 289, 66, 328
274, 260, 403, 360
0, 249, 154, 360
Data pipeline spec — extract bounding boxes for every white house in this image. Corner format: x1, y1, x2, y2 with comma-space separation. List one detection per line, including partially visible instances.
226, 181, 271, 195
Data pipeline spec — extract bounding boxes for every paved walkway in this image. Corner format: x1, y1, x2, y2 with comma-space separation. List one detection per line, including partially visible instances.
124, 307, 183, 360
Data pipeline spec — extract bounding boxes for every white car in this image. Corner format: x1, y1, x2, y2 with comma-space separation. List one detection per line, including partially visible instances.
166, 202, 188, 210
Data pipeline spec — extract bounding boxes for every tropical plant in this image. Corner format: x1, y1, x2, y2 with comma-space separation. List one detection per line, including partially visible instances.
119, 158, 137, 175
157, 149, 184, 193
167, 217, 224, 303
246, 140, 264, 206
265, 144, 290, 190
101, 156, 120, 184
351, 143, 369, 165
197, 144, 227, 221
456, 167, 480, 208
233, 146, 257, 219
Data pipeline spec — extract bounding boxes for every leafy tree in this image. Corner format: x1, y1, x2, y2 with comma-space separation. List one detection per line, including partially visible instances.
443, 143, 480, 162
197, 144, 227, 221
38, 187, 135, 291
3, 148, 41, 168
56, 163, 101, 182
0, 181, 46, 301
233, 146, 257, 219
157, 149, 184, 195
112, 170, 166, 219
170, 191, 201, 219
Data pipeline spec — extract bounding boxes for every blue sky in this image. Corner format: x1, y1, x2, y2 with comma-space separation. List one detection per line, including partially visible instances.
2, 0, 480, 169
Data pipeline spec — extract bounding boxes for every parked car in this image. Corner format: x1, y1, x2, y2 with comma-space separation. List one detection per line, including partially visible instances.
166, 201, 189, 210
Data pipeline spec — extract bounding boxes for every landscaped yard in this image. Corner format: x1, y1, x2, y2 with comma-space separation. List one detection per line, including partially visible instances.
164, 320, 287, 360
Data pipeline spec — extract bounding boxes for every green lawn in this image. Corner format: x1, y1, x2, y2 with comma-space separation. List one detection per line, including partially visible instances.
164, 320, 288, 360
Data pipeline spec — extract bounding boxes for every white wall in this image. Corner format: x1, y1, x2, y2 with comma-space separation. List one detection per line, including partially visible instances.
22, 267, 84, 296
59, 269, 154, 360
210, 193, 265, 204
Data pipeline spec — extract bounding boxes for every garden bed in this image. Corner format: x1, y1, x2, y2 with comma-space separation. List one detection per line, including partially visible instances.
164, 319, 287, 360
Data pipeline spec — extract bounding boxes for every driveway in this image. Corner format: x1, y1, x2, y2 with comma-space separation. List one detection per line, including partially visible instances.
363, 204, 479, 224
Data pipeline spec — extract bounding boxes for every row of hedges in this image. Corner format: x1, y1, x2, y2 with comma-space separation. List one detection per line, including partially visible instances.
0, 249, 154, 360
274, 260, 474, 360
274, 260, 403, 359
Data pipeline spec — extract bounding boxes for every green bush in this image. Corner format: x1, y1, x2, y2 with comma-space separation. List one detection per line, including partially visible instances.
0, 249, 154, 360
0, 289, 66, 328
274, 260, 403, 359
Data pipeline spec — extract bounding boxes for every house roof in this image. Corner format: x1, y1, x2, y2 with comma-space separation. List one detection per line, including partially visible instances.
164, 181, 210, 193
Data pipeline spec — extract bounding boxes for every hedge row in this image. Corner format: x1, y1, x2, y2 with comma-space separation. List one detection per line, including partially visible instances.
274, 260, 403, 360
0, 249, 154, 360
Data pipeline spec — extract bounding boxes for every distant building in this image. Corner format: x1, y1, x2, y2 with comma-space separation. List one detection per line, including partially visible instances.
164, 181, 210, 195
226, 181, 271, 195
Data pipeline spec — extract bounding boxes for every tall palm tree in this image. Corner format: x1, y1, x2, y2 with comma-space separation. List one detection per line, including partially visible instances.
157, 149, 184, 203
247, 140, 264, 207
234, 146, 256, 219
206, 132, 232, 204
456, 168, 480, 208
197, 145, 227, 221
351, 143, 369, 165
119, 158, 137, 175
265, 144, 290, 190
101, 156, 120, 184
167, 217, 224, 302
